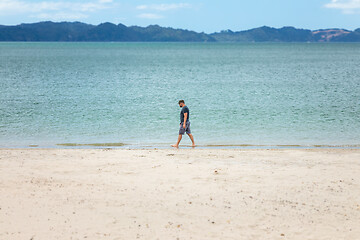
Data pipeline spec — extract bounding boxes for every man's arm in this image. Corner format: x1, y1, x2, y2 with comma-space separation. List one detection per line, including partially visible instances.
183, 113, 187, 128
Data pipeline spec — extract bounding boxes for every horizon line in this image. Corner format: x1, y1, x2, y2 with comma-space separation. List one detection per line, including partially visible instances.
1, 20, 358, 34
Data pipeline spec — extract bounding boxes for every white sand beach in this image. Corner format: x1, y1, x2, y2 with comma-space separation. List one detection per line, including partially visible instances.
1, 148, 360, 239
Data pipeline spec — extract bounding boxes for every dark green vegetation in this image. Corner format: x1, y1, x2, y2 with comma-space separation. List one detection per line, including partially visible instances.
0, 21, 359, 42
212, 27, 360, 42
0, 22, 214, 42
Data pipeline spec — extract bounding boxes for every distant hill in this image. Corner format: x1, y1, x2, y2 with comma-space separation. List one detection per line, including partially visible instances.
0, 21, 215, 42
0, 21, 359, 42
211, 26, 360, 42
211, 26, 313, 42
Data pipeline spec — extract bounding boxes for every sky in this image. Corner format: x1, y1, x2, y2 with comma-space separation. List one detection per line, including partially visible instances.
0, 0, 360, 33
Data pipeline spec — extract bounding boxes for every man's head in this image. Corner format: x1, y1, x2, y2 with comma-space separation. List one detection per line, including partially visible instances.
178, 100, 185, 108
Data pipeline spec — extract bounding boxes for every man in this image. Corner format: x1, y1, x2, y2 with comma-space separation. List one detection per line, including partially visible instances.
172, 100, 196, 148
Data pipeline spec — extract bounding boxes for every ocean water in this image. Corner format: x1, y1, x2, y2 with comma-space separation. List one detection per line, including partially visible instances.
0, 42, 360, 148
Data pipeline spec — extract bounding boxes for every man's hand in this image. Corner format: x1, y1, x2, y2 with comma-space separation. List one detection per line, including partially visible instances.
183, 123, 186, 129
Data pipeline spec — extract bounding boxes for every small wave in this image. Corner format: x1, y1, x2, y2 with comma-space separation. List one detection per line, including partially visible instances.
57, 143, 126, 147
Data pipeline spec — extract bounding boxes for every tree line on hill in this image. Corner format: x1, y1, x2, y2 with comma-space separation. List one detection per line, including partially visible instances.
0, 21, 359, 42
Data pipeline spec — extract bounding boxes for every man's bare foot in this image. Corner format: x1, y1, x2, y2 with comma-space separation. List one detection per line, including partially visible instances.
192, 144, 196, 148
171, 144, 179, 148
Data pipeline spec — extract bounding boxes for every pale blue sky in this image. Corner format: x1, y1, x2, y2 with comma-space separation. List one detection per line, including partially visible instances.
0, 0, 360, 33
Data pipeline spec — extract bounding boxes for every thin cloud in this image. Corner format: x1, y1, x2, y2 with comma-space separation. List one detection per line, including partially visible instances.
0, 0, 113, 14
33, 12, 89, 21
324, 0, 360, 14
136, 3, 191, 11
137, 13, 164, 19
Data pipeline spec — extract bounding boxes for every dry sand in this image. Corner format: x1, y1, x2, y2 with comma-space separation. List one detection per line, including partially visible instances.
0, 148, 360, 240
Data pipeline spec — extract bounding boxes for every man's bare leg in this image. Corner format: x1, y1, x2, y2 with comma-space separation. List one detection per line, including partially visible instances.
187, 133, 196, 147
171, 134, 182, 148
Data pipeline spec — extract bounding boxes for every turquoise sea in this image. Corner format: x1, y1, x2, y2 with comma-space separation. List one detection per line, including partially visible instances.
0, 42, 360, 148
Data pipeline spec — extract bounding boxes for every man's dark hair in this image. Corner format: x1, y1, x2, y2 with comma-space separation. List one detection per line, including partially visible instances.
178, 100, 185, 104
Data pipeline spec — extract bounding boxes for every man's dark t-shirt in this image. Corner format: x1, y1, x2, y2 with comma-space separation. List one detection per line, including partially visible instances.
180, 106, 190, 123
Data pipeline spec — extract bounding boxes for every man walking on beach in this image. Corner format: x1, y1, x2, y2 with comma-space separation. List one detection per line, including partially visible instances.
172, 100, 196, 148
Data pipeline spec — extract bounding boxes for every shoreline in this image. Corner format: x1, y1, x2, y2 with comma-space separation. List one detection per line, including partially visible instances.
1, 143, 360, 150
1, 148, 360, 239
